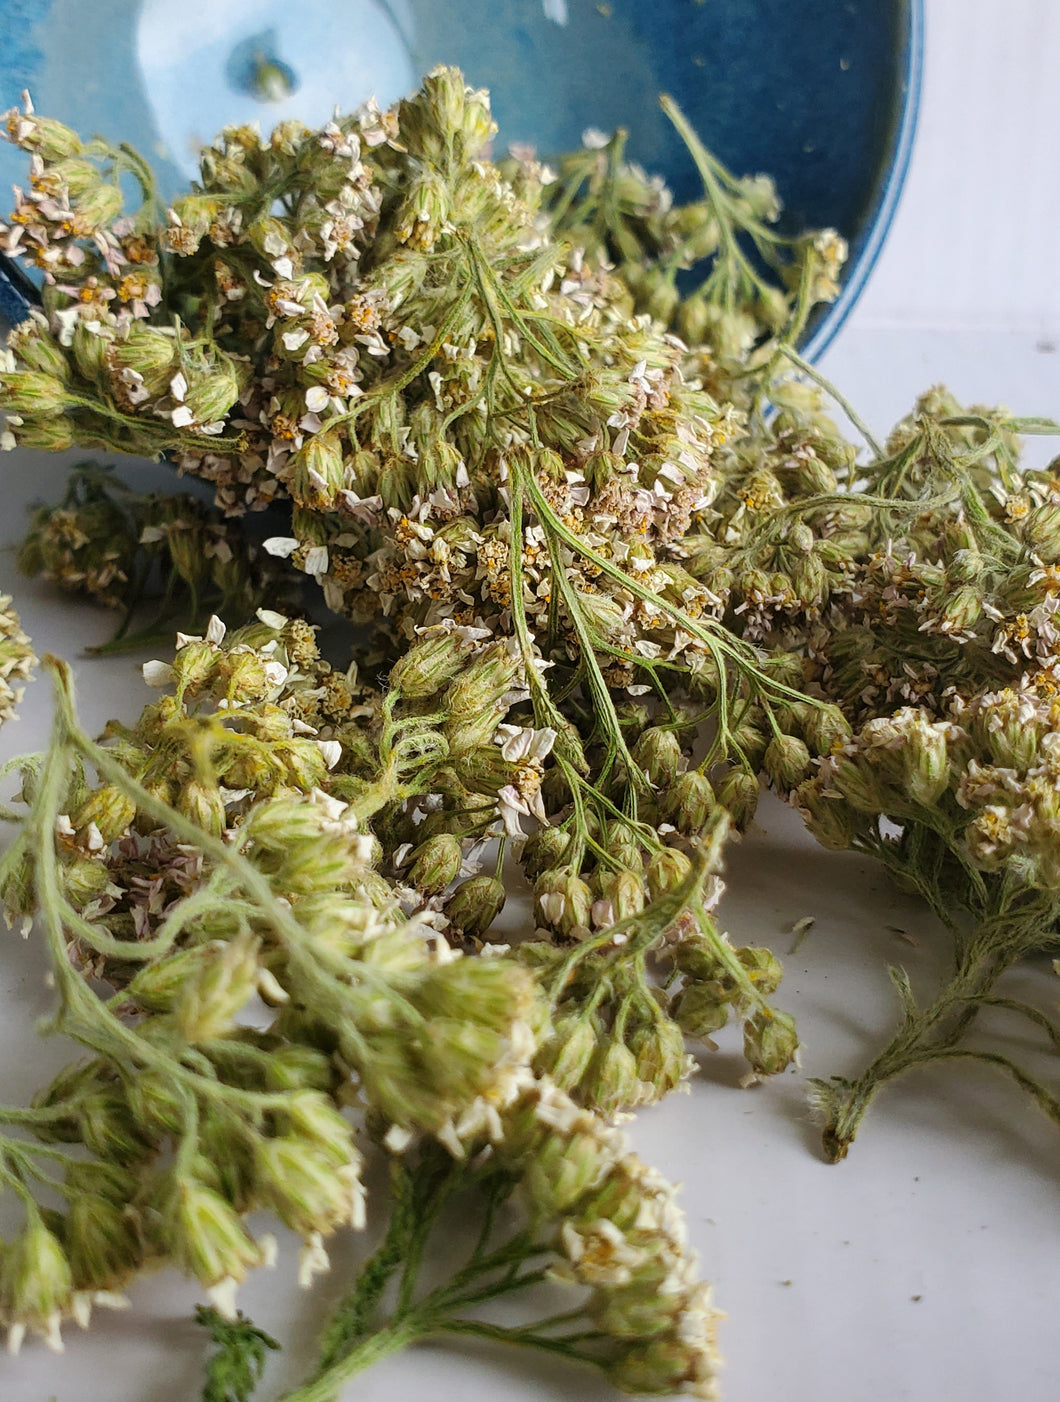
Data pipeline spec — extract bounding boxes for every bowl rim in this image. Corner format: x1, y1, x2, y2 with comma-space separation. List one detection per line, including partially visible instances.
800, 0, 925, 361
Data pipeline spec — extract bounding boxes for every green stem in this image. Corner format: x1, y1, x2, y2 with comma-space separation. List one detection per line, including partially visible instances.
278, 1314, 431, 1402
818, 934, 1021, 1162
431, 1316, 602, 1363
779, 345, 884, 458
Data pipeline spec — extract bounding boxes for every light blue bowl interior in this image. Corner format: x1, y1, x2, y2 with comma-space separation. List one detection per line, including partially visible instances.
0, 0, 922, 354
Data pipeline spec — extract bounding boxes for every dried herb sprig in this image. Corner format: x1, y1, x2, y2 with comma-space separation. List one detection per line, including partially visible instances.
276, 1084, 721, 1402
0, 644, 550, 1346
0, 71, 844, 1086
18, 461, 299, 647
693, 362, 1060, 1156
511, 94, 846, 371
197, 1307, 280, 1402
0, 640, 725, 1399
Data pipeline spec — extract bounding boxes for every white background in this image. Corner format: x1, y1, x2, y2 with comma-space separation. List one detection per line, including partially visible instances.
1, 4, 1059, 1400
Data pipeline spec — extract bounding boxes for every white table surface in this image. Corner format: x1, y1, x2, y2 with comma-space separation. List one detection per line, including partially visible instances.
0, 323, 1057, 1402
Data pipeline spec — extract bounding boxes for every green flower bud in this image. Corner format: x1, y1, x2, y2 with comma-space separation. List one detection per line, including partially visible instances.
540, 1015, 597, 1093
599, 819, 642, 874
172, 638, 221, 696
737, 944, 783, 996
395, 168, 453, 250
60, 854, 112, 906
670, 920, 724, 980
0, 1209, 73, 1350
743, 1008, 799, 1075
8, 415, 74, 450
520, 1128, 607, 1216
106, 322, 179, 395
7, 321, 68, 378
126, 944, 216, 1012
534, 867, 593, 938
71, 783, 136, 843
161, 1177, 266, 1288
629, 1017, 688, 1097
939, 585, 982, 634
421, 959, 538, 1040
262, 1044, 336, 1094
71, 321, 111, 383
279, 738, 331, 792
78, 1091, 156, 1163
64, 1159, 138, 1205
892, 712, 950, 807
452, 745, 517, 795
791, 552, 828, 609
291, 432, 345, 509
174, 934, 261, 1044
31, 1059, 101, 1126
177, 778, 227, 837
521, 825, 571, 880
407, 833, 462, 895
763, 733, 812, 790
601, 869, 645, 923
607, 1336, 714, 1399
0, 852, 35, 920
658, 770, 715, 836
728, 713, 769, 770
829, 754, 886, 814
196, 1113, 257, 1214
164, 193, 220, 248
646, 847, 691, 902
795, 780, 859, 851
947, 547, 982, 584
182, 356, 242, 425
73, 180, 124, 232
586, 1041, 645, 1117
970, 690, 1038, 770
388, 634, 466, 699
255, 1134, 363, 1236
801, 702, 851, 756
378, 459, 417, 511
6, 106, 82, 159
418, 437, 465, 492
0, 369, 68, 417
673, 979, 730, 1038
245, 214, 295, 262
443, 643, 520, 717
1024, 504, 1060, 562
124, 1072, 186, 1139
446, 874, 506, 940
64, 1192, 141, 1292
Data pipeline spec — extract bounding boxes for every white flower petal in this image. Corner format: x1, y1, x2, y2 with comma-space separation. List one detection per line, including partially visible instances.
256, 608, 290, 629
317, 739, 342, 769
263, 536, 300, 559
142, 659, 175, 688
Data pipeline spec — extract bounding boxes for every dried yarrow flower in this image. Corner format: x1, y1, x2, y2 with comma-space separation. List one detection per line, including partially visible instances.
0, 592, 34, 725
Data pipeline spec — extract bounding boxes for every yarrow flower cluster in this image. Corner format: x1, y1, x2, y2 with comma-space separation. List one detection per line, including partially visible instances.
0, 592, 34, 725
3, 60, 1060, 1402
17, 461, 296, 631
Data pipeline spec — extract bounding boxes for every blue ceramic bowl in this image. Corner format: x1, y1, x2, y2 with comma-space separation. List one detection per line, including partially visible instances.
0, 0, 921, 353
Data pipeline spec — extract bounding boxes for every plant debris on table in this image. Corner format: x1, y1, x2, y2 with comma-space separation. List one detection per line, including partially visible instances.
0, 65, 1057, 1402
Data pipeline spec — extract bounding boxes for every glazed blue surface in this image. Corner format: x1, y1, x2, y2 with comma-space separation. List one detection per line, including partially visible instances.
0, 0, 921, 354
